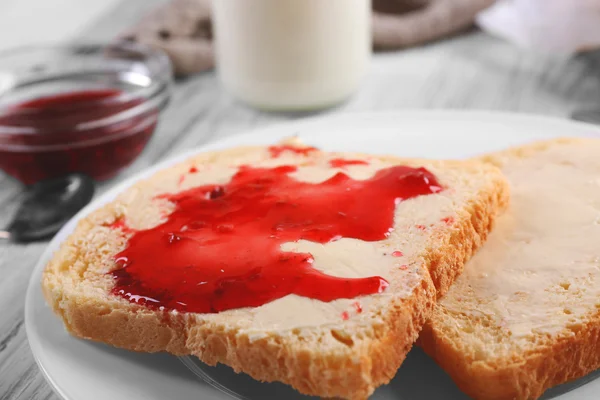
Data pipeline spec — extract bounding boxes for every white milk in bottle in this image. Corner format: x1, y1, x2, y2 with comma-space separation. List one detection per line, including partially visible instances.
212, 0, 372, 111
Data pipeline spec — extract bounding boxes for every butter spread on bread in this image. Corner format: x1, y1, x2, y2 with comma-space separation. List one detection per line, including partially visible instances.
421, 138, 600, 400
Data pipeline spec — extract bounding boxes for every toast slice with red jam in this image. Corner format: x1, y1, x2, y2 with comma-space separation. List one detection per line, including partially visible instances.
43, 138, 508, 400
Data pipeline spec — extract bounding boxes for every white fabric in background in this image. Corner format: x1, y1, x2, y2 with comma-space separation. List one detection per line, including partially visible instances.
0, 0, 121, 51
477, 0, 600, 54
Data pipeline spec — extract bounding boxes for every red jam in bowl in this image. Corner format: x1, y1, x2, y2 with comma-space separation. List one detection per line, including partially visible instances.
0, 89, 158, 184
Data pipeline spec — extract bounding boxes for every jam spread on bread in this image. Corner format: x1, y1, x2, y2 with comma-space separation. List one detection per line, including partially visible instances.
268, 145, 317, 158
329, 158, 369, 168
110, 164, 442, 313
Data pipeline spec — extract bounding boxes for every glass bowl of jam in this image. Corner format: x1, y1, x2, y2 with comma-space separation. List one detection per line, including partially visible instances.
0, 42, 172, 184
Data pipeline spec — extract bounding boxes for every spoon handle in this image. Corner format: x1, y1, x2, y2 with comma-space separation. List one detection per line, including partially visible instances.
571, 109, 600, 125
5, 173, 95, 243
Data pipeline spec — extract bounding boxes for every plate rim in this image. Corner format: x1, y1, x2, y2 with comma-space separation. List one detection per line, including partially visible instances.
24, 109, 600, 400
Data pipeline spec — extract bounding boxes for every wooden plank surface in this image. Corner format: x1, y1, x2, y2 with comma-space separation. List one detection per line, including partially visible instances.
1, 0, 600, 398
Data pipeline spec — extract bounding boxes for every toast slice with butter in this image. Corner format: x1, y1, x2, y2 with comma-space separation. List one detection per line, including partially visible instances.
42, 138, 508, 400
420, 138, 600, 400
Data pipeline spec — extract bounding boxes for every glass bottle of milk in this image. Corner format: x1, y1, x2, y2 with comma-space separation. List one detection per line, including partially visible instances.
212, 0, 372, 112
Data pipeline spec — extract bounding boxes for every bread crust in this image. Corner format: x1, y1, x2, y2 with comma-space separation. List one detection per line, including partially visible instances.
42, 145, 509, 400
420, 137, 600, 400
420, 310, 600, 400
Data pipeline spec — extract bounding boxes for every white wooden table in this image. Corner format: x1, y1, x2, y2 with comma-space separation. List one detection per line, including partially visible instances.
1, 0, 600, 399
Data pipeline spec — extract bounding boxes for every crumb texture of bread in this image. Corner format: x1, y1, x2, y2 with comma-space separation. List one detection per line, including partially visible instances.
421, 138, 600, 400
42, 139, 508, 400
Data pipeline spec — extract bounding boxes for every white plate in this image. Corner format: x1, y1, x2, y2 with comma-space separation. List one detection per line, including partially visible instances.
25, 111, 600, 400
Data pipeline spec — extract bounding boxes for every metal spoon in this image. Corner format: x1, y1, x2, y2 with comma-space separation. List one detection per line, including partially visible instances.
1, 173, 95, 243
571, 109, 600, 125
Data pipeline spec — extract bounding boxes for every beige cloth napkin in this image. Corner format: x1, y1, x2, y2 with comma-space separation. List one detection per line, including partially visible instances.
372, 0, 495, 49
120, 0, 213, 76
121, 0, 494, 76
